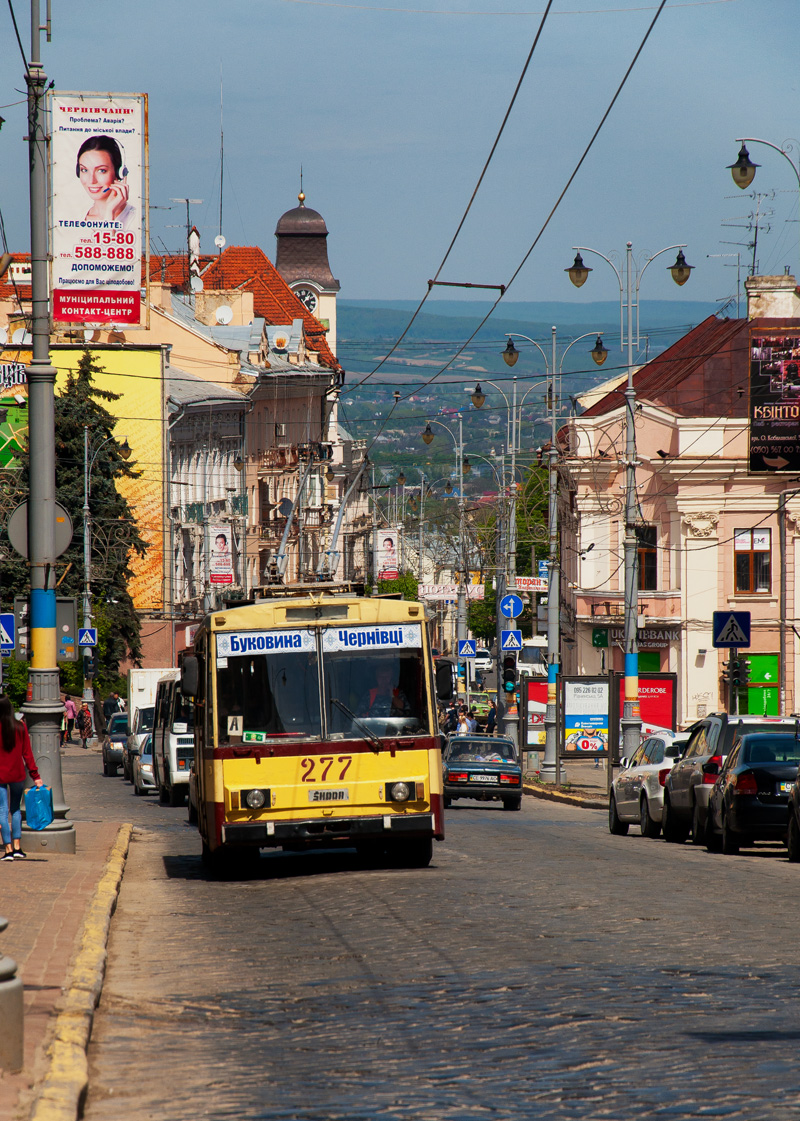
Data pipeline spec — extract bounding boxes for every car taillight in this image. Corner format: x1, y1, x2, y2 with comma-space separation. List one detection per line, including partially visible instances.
658, 769, 670, 787
731, 772, 758, 795
703, 755, 723, 784
499, 774, 520, 784
448, 772, 468, 783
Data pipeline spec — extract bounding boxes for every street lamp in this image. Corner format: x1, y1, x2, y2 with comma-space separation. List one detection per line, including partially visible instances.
83, 427, 130, 703
728, 137, 800, 271
420, 416, 469, 688
496, 329, 607, 778
566, 240, 694, 766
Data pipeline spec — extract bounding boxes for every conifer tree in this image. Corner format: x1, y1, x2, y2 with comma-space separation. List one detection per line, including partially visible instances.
0, 350, 146, 695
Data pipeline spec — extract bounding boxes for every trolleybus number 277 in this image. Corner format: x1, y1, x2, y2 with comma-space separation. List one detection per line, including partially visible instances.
300, 755, 353, 783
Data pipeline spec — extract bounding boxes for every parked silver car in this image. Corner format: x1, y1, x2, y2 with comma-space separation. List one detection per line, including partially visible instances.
132, 736, 156, 796
662, 714, 797, 845
609, 732, 684, 838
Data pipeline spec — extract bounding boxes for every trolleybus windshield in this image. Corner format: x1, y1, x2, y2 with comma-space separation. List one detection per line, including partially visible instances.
214, 623, 429, 744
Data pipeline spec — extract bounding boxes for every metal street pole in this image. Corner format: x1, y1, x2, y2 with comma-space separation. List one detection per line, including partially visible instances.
82, 427, 93, 703
23, 1, 75, 852
456, 413, 467, 700
568, 242, 692, 765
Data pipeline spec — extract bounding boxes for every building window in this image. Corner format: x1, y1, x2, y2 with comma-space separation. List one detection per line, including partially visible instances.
636, 526, 657, 591
734, 528, 771, 594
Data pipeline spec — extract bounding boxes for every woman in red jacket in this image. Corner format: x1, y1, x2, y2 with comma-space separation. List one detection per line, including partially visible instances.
0, 695, 43, 860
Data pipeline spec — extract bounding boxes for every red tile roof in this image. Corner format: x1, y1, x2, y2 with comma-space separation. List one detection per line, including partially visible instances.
149, 245, 340, 372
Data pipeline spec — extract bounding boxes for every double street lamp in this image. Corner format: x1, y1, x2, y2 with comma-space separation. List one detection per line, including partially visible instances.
494, 329, 607, 776
566, 242, 693, 765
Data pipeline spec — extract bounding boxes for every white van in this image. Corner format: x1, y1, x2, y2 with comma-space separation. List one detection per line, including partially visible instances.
152, 672, 194, 807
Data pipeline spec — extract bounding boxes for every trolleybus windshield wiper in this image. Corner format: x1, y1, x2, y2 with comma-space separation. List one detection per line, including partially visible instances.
330, 698, 382, 752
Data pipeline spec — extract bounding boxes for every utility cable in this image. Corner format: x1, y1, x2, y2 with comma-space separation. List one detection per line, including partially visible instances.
5, 0, 29, 73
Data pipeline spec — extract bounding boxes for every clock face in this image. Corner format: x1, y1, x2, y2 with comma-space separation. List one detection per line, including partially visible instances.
295, 287, 318, 313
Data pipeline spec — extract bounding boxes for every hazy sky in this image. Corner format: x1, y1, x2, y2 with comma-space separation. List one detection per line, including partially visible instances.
1, 0, 797, 310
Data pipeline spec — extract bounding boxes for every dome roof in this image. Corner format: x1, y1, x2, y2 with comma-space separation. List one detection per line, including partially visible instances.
275, 193, 329, 238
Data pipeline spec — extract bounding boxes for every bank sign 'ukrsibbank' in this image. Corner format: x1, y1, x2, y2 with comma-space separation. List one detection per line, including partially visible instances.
49, 92, 147, 327
749, 328, 800, 472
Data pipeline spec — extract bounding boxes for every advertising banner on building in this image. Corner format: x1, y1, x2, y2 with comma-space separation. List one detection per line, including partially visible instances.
418, 584, 485, 601
614, 673, 676, 735
377, 529, 399, 581
50, 92, 147, 327
209, 525, 234, 585
749, 327, 800, 472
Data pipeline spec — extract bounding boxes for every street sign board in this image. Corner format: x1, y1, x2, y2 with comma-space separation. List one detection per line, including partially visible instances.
457, 639, 476, 658
0, 614, 14, 651
538, 560, 549, 579
712, 611, 751, 648
512, 576, 548, 592
501, 629, 522, 651
78, 627, 98, 648
500, 593, 524, 619
418, 584, 485, 601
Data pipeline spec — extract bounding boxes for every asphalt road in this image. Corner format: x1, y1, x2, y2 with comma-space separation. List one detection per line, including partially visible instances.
62, 750, 800, 1120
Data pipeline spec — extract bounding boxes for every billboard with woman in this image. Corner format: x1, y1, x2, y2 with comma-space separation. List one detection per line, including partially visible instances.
49, 92, 148, 327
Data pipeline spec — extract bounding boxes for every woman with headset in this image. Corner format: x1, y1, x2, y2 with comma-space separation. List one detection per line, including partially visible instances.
76, 135, 135, 229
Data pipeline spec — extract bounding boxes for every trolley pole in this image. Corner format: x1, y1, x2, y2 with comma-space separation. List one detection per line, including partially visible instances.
23, 1, 76, 851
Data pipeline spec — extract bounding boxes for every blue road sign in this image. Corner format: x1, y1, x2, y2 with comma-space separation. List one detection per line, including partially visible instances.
500, 593, 524, 619
0, 613, 14, 651
712, 611, 751, 648
501, 629, 523, 651
538, 560, 549, 579
458, 639, 477, 658
78, 627, 98, 648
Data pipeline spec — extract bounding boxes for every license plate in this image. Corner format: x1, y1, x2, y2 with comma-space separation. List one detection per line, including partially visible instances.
470, 774, 495, 783
309, 788, 350, 803
780, 782, 793, 794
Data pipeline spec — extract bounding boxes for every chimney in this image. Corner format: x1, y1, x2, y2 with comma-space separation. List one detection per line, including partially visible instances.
745, 273, 800, 319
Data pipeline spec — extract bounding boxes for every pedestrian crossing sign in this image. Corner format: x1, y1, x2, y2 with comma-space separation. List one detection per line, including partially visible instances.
458, 639, 476, 658
501, 629, 522, 651
0, 613, 14, 651
712, 611, 751, 648
78, 627, 98, 647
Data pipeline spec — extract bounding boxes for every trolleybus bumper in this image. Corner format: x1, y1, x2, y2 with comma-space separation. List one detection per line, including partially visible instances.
222, 813, 434, 849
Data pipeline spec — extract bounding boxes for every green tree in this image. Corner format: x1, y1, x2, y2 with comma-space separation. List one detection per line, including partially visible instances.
0, 350, 146, 694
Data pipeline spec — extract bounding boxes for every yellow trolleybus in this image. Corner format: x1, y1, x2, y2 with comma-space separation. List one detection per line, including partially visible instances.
180, 592, 444, 870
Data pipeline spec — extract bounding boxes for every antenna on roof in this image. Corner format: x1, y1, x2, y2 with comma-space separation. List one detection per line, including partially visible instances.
299, 165, 305, 206
218, 63, 224, 257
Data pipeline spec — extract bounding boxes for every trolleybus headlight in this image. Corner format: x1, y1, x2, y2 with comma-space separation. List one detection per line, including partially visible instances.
388, 781, 411, 803
243, 788, 268, 809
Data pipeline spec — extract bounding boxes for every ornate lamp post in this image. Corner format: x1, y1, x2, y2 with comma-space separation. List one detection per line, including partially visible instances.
728, 138, 800, 275
566, 242, 693, 766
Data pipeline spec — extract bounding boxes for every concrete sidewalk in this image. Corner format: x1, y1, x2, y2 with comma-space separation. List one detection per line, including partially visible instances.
524, 759, 610, 809
0, 744, 126, 1121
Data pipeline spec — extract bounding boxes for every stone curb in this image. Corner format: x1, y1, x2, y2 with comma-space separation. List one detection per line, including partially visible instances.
27, 824, 133, 1121
523, 782, 606, 810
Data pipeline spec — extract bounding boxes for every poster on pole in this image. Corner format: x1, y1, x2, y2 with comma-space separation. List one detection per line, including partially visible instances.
560, 676, 610, 758
209, 525, 234, 586
377, 529, 399, 581
49, 92, 148, 327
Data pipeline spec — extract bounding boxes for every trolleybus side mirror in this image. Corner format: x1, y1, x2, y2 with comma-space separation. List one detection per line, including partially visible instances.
181, 655, 199, 699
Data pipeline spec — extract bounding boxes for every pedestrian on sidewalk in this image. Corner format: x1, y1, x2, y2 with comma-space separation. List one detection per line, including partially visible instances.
0, 694, 43, 860
63, 694, 77, 744
76, 701, 93, 749
486, 700, 497, 736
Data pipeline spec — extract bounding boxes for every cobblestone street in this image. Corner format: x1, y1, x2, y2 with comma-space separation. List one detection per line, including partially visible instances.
62, 754, 800, 1120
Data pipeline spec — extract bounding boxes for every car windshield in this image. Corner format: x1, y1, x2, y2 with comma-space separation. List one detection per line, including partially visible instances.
447, 739, 516, 762
217, 649, 322, 743
324, 648, 430, 737
137, 706, 154, 732
108, 714, 128, 734
742, 736, 800, 765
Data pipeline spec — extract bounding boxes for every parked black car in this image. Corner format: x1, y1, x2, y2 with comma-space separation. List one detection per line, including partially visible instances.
662, 714, 797, 845
706, 732, 800, 854
442, 735, 522, 811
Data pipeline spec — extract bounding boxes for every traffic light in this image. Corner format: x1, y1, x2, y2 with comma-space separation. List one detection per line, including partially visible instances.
739, 658, 750, 688
84, 651, 96, 677
502, 653, 517, 693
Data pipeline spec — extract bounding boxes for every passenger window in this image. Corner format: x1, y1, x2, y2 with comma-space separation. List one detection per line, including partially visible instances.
647, 741, 665, 765
630, 744, 647, 767
723, 745, 739, 771
706, 721, 722, 752
688, 729, 708, 757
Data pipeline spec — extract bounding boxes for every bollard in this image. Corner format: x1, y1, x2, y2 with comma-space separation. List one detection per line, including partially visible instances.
0, 917, 24, 1073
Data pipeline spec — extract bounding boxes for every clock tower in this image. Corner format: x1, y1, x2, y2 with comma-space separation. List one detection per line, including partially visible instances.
275, 192, 340, 356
